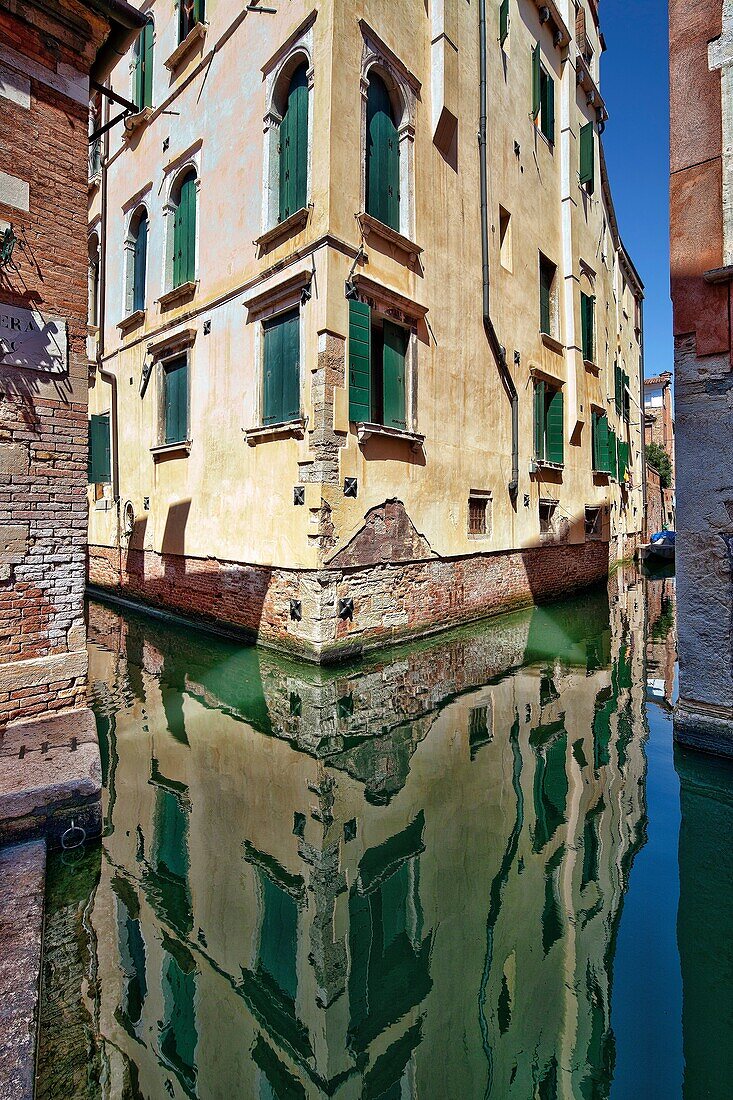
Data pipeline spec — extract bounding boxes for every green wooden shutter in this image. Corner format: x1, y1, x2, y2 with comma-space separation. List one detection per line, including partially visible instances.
609, 427, 618, 479
532, 44, 541, 119
88, 413, 111, 482
279, 64, 308, 222
366, 76, 399, 231
581, 293, 595, 362
623, 371, 630, 421
546, 388, 564, 464
281, 308, 300, 422
133, 214, 147, 313
618, 441, 629, 481
382, 320, 407, 430
593, 412, 609, 473
592, 411, 599, 471
534, 380, 546, 460
142, 20, 154, 109
263, 316, 283, 425
349, 299, 372, 423
165, 356, 188, 444
500, 0, 509, 45
579, 122, 594, 191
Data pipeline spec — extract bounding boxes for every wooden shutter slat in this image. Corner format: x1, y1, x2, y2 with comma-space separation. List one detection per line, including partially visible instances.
349, 300, 372, 423
382, 320, 407, 430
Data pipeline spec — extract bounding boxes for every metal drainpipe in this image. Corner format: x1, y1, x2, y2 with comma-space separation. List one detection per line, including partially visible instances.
479, 0, 519, 502
94, 83, 123, 578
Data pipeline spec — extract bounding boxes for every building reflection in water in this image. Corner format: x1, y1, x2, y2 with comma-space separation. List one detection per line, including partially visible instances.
47, 572, 665, 1097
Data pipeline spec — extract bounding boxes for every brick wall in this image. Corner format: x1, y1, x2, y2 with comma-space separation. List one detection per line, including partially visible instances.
0, 6, 106, 729
646, 464, 664, 536
89, 537, 615, 662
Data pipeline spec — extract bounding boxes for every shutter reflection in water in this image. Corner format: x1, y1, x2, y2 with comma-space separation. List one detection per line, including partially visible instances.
35, 569, 733, 1099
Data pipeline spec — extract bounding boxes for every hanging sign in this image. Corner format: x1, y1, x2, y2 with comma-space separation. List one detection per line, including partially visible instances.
0, 303, 68, 374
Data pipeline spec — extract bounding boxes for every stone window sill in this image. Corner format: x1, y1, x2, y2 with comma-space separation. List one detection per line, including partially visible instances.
532, 459, 564, 473
243, 419, 307, 445
93, 496, 113, 510
151, 440, 191, 460
164, 23, 207, 73
584, 358, 599, 374
255, 207, 310, 255
541, 332, 564, 355
356, 212, 423, 267
124, 107, 154, 137
356, 422, 425, 452
118, 309, 145, 335
158, 281, 197, 311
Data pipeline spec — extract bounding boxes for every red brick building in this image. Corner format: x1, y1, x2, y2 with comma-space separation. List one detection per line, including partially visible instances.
643, 371, 675, 472
670, 0, 733, 755
0, 0, 144, 843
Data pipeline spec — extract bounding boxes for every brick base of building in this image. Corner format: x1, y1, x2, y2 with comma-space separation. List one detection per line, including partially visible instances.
88, 537, 631, 663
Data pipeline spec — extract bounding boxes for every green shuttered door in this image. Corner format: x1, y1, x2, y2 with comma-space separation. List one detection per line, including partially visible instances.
279, 64, 308, 223
593, 412, 610, 473
165, 356, 188, 444
263, 308, 300, 426
579, 122, 594, 191
349, 300, 372, 423
366, 76, 399, 231
173, 172, 196, 288
382, 320, 407, 430
581, 292, 595, 362
88, 413, 111, 483
546, 387, 564, 464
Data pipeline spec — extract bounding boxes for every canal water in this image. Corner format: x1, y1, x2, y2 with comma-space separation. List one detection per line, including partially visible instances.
36, 569, 733, 1099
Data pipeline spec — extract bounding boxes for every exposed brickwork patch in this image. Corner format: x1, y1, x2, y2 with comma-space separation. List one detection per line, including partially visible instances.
328, 499, 435, 568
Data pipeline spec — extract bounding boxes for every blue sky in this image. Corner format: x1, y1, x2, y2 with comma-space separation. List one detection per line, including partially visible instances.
601, 0, 671, 376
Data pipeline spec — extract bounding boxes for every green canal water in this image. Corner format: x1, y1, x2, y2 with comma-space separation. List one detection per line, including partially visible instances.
37, 570, 733, 1099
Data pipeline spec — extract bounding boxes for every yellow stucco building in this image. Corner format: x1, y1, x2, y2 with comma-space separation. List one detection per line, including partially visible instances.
87, 0, 645, 661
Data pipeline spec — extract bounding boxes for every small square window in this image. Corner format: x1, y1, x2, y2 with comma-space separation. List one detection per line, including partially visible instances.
585, 506, 602, 540
469, 492, 492, 538
539, 498, 558, 534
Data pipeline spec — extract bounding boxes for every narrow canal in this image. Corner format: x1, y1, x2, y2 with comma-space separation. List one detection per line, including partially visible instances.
36, 568, 733, 1099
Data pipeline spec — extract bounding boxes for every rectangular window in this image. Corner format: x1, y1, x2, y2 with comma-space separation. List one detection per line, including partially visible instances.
532, 45, 555, 144
263, 308, 300, 427
539, 253, 557, 337
179, 0, 204, 43
580, 291, 595, 363
468, 492, 492, 538
539, 498, 557, 535
499, 206, 512, 271
618, 440, 630, 482
164, 355, 189, 445
623, 370, 631, 422
533, 380, 564, 465
579, 121, 595, 192
348, 299, 409, 430
88, 412, 111, 483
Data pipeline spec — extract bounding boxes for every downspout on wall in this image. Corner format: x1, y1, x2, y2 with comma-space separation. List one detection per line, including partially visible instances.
478, 0, 519, 503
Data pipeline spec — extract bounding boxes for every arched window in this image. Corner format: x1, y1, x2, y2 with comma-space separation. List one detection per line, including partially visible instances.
88, 232, 100, 326
129, 207, 148, 313
365, 74, 400, 231
133, 17, 154, 111
278, 63, 308, 223
172, 170, 197, 288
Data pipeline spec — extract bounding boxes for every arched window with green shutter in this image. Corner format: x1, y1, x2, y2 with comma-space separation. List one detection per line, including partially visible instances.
172, 170, 196, 289
131, 208, 148, 313
133, 17, 154, 110
366, 74, 400, 231
278, 63, 308, 223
